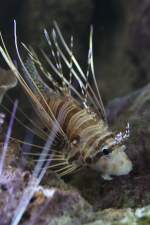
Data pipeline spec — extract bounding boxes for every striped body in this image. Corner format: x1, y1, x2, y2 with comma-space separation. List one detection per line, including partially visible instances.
37, 94, 114, 164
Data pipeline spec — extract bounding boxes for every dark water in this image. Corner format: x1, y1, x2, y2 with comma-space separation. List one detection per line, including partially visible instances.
0, 1, 149, 101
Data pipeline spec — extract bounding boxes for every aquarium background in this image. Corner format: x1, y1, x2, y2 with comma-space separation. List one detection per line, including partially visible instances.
1, 0, 149, 102
1, 1, 150, 225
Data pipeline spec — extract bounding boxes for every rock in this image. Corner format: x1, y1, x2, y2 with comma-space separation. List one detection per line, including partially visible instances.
0, 169, 31, 225
2, 167, 150, 225
127, 0, 150, 90
107, 82, 150, 177
93, 0, 150, 101
22, 187, 91, 225
0, 168, 92, 225
70, 168, 150, 210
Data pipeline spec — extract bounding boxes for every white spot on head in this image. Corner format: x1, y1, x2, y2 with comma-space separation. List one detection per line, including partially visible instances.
72, 139, 77, 145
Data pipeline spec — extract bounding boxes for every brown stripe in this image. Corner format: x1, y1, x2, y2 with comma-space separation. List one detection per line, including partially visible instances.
56, 99, 80, 133
73, 118, 97, 135
97, 133, 114, 149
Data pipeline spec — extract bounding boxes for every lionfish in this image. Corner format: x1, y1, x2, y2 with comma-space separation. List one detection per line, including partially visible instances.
0, 21, 132, 180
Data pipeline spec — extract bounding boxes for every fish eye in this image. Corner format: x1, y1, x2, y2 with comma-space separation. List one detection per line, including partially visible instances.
102, 148, 110, 155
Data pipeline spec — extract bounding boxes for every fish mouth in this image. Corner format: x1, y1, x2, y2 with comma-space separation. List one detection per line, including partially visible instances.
101, 174, 113, 180
102, 171, 132, 181
101, 158, 133, 180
